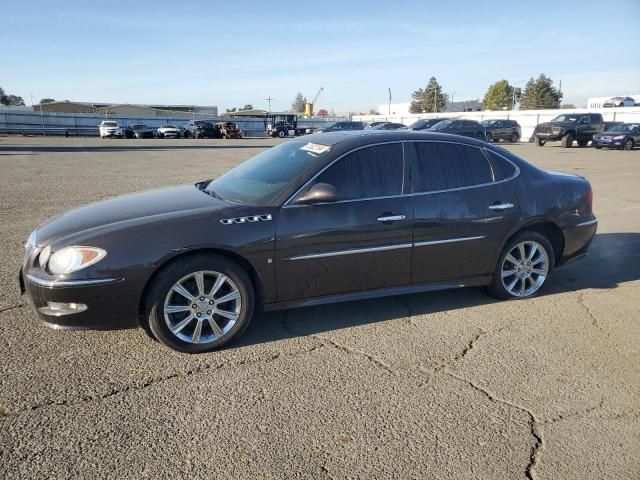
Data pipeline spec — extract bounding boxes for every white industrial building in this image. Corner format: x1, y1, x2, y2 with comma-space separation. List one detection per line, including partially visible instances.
378, 99, 482, 116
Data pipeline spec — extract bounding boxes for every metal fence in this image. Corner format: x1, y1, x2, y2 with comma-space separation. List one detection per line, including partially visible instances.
0, 108, 345, 137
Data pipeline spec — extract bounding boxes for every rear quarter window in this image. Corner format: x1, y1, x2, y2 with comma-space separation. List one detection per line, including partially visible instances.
485, 150, 517, 181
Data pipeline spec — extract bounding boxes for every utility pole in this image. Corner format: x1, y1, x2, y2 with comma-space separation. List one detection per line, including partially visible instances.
450, 92, 455, 112
265, 96, 274, 112
388, 88, 392, 117
434, 89, 437, 113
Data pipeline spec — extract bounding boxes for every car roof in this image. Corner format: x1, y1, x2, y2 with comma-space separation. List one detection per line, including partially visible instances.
298, 130, 490, 149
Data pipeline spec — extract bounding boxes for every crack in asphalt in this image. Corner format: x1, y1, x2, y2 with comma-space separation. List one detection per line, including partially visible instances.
542, 398, 605, 425
577, 291, 602, 331
0, 343, 324, 421
443, 370, 543, 480
392, 296, 418, 327
0, 304, 25, 314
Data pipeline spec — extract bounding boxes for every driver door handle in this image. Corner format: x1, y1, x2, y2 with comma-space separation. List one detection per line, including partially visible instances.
488, 203, 515, 210
377, 215, 406, 222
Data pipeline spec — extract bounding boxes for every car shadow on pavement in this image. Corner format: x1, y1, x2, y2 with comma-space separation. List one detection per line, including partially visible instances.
0, 145, 274, 153
236, 232, 640, 348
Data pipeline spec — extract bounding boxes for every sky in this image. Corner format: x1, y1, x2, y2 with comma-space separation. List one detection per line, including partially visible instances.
2, 0, 639, 113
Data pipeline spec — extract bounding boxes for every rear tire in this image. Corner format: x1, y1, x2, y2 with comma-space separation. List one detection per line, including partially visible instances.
510, 132, 520, 143
277, 130, 286, 138
536, 137, 545, 147
594, 145, 602, 149
146, 254, 255, 353
487, 231, 555, 300
562, 133, 575, 148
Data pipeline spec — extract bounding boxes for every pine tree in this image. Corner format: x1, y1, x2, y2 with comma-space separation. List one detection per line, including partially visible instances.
291, 92, 306, 113
482, 80, 514, 111
519, 74, 563, 110
409, 77, 448, 113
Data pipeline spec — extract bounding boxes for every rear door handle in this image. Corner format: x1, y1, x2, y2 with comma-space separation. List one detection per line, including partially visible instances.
377, 215, 406, 222
488, 203, 515, 210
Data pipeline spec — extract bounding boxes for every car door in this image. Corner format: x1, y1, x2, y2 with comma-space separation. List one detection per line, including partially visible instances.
274, 142, 412, 302
407, 141, 521, 284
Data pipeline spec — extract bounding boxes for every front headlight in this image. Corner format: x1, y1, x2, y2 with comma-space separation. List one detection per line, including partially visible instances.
47, 246, 107, 275
612, 135, 625, 140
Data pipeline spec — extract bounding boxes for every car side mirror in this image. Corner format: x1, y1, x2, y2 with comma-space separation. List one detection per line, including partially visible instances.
294, 183, 338, 205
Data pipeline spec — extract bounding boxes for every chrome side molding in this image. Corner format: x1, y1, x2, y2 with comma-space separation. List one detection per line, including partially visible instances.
413, 236, 486, 247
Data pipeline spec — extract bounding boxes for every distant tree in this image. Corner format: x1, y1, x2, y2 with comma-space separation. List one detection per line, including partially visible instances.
39, 98, 56, 104
561, 103, 576, 109
368, 108, 379, 115
239, 104, 253, 111
225, 107, 237, 113
519, 74, 562, 110
5, 95, 25, 106
482, 80, 514, 110
0, 87, 6, 106
409, 77, 448, 113
291, 92, 306, 113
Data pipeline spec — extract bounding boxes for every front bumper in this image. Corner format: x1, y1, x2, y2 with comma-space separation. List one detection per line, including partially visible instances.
20, 269, 140, 330
536, 132, 564, 141
593, 138, 624, 148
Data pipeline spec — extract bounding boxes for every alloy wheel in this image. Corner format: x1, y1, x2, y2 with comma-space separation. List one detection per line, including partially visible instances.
163, 270, 241, 344
501, 241, 549, 298
624, 139, 633, 151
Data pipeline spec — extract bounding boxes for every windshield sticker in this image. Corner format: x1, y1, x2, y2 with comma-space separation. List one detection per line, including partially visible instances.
300, 143, 331, 154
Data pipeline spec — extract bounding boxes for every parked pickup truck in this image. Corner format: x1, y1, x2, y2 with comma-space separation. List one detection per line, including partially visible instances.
534, 113, 604, 148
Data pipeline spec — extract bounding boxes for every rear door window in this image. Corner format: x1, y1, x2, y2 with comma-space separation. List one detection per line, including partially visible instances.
410, 142, 493, 193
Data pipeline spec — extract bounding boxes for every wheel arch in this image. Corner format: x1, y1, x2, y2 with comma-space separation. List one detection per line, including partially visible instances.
501, 220, 565, 266
137, 247, 264, 328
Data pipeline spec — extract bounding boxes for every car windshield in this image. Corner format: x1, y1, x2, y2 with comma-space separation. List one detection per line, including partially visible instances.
429, 120, 452, 130
608, 124, 637, 133
206, 140, 332, 206
103, 121, 118, 127
551, 115, 579, 123
408, 120, 426, 128
162, 125, 176, 128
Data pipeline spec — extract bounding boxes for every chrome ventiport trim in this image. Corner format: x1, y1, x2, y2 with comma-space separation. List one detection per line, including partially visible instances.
414, 236, 486, 247
26, 273, 122, 288
220, 214, 272, 225
576, 219, 598, 227
288, 243, 412, 261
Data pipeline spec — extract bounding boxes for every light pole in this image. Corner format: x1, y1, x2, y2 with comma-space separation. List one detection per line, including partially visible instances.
450, 92, 455, 112
265, 96, 274, 113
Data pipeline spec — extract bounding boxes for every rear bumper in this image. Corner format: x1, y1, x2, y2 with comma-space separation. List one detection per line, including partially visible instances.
558, 219, 597, 266
20, 269, 140, 330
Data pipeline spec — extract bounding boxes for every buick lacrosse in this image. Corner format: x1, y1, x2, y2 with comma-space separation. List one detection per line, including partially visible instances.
20, 131, 597, 353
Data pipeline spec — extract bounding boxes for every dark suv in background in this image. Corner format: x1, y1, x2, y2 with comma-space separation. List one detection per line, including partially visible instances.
481, 119, 521, 143
405, 118, 449, 131
184, 120, 219, 139
428, 119, 485, 139
534, 113, 604, 148
315, 121, 365, 133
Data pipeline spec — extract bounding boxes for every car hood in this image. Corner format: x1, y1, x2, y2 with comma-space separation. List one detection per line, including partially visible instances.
34, 184, 231, 246
596, 131, 627, 137
538, 121, 575, 128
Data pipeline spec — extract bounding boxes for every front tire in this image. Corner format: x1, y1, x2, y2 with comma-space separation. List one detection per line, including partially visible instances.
562, 133, 575, 148
487, 231, 554, 300
485, 132, 494, 142
623, 138, 634, 151
536, 137, 545, 147
146, 254, 255, 353
510, 132, 520, 143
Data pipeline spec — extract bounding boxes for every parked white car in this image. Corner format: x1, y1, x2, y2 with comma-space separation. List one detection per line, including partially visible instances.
157, 124, 180, 138
99, 121, 122, 138
603, 96, 636, 107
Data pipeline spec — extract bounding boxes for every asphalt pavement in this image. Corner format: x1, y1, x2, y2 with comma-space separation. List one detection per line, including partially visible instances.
0, 136, 638, 479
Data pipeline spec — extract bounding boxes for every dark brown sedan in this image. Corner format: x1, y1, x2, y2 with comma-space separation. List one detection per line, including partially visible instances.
20, 131, 597, 353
